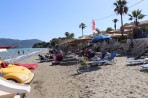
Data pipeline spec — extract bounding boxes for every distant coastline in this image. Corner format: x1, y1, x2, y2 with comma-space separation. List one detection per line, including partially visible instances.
0, 38, 44, 48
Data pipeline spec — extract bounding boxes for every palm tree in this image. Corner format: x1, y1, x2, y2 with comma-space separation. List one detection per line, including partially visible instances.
114, 0, 128, 37
69, 33, 74, 38
106, 27, 113, 33
96, 28, 101, 34
128, 9, 145, 26
112, 18, 118, 30
65, 32, 70, 39
79, 23, 86, 36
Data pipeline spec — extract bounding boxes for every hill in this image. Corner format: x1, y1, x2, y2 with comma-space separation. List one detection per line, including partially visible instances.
0, 38, 44, 48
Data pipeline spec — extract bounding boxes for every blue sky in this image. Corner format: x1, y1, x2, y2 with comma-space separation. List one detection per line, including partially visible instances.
0, 0, 147, 42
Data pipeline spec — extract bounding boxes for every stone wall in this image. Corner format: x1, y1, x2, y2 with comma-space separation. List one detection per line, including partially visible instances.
127, 38, 148, 55
97, 38, 148, 55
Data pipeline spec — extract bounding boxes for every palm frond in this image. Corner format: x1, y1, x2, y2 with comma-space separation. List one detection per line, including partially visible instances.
128, 14, 132, 17
129, 17, 133, 20
138, 14, 145, 19
122, 0, 127, 5
113, 2, 118, 6
124, 7, 128, 14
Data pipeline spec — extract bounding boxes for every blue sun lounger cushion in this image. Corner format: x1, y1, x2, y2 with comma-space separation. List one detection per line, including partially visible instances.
128, 59, 145, 63
140, 64, 148, 68
94, 51, 117, 65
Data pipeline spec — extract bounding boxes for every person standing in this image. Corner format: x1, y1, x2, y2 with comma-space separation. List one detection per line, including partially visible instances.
22, 50, 24, 55
18, 50, 20, 55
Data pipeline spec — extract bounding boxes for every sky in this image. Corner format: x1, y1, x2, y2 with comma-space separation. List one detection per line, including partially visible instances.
0, 0, 148, 42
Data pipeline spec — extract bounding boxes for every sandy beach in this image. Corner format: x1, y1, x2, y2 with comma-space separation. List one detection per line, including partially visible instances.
18, 50, 148, 98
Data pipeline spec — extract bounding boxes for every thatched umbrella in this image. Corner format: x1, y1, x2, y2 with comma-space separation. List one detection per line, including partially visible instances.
67, 35, 92, 44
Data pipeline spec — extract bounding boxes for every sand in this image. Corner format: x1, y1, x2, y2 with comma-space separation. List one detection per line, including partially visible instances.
19, 51, 148, 98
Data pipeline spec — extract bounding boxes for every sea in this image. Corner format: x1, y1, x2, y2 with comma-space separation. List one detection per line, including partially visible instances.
0, 48, 48, 62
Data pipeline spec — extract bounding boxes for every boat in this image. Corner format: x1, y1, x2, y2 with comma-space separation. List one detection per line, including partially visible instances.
0, 46, 17, 49
0, 77, 30, 98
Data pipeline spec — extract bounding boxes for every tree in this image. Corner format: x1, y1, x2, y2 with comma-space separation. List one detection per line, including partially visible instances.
128, 9, 145, 26
106, 27, 113, 33
96, 28, 101, 34
50, 38, 60, 47
65, 32, 74, 39
32, 42, 50, 48
114, 0, 128, 37
65, 32, 70, 39
112, 18, 118, 30
69, 33, 74, 39
79, 23, 86, 36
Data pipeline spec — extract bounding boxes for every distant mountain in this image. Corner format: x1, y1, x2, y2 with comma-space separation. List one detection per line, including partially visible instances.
0, 38, 44, 48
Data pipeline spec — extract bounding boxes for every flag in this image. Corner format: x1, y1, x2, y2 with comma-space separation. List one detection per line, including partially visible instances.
92, 20, 96, 31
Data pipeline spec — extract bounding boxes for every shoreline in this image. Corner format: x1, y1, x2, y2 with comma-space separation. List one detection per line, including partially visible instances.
4, 49, 46, 63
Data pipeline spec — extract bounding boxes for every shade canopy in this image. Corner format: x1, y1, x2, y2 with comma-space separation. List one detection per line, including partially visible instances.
60, 39, 74, 45
67, 35, 92, 44
109, 29, 133, 34
107, 33, 128, 38
109, 30, 120, 33
91, 35, 111, 43
123, 25, 138, 29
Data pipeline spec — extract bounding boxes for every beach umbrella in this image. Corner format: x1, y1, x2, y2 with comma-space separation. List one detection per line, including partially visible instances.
91, 35, 111, 43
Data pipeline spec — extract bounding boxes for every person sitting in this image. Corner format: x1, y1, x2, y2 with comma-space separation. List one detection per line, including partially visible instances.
49, 49, 54, 54
101, 49, 109, 60
54, 53, 63, 62
101, 49, 111, 60
49, 55, 54, 59
38, 54, 49, 62
88, 49, 95, 60
79, 49, 85, 57
54, 49, 59, 54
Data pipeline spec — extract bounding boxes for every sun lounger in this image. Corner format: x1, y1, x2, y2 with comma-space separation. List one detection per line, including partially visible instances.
140, 64, 148, 68
92, 51, 117, 65
128, 59, 145, 64
38, 54, 50, 62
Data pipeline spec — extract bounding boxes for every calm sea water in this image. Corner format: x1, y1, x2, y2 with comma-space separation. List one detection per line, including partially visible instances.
0, 48, 47, 62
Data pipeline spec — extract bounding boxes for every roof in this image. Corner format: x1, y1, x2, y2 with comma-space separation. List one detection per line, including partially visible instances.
139, 20, 148, 25
109, 29, 132, 34
107, 33, 128, 38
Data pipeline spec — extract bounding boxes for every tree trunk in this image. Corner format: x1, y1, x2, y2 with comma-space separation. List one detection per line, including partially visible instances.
114, 23, 117, 30
135, 18, 138, 26
82, 28, 84, 36
120, 14, 124, 37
